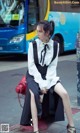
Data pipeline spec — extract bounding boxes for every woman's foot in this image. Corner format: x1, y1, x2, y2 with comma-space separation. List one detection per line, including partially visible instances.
67, 124, 76, 133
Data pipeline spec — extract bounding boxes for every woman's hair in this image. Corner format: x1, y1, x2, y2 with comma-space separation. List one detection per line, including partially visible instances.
36, 20, 55, 37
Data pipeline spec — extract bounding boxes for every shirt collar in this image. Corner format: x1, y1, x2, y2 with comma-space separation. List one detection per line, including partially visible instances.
39, 39, 52, 49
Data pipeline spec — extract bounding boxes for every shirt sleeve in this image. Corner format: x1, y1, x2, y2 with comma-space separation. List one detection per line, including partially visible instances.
28, 42, 48, 89
45, 43, 59, 89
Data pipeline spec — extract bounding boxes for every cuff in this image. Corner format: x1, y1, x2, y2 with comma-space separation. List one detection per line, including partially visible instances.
39, 80, 50, 90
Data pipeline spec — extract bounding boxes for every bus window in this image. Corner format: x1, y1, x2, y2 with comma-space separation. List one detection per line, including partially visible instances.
38, 0, 48, 20
0, 0, 25, 27
27, 0, 39, 33
27, 0, 48, 33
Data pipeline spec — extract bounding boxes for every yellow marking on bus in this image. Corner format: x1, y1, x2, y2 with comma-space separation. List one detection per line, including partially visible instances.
60, 14, 66, 25
26, 31, 37, 40
44, 0, 50, 20
12, 14, 19, 20
26, 0, 50, 41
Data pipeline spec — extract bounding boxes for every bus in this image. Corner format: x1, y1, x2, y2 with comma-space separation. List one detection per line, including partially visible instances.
0, 0, 80, 54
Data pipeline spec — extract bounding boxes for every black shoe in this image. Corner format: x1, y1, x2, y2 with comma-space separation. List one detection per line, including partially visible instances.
67, 124, 76, 133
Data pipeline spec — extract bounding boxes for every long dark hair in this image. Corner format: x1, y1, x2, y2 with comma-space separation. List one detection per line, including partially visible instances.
36, 20, 55, 37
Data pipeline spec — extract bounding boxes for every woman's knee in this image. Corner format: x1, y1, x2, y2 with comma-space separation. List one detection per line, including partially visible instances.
54, 83, 69, 100
61, 90, 69, 100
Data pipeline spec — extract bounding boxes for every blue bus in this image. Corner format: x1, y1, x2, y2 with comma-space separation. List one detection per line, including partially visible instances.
0, 0, 80, 54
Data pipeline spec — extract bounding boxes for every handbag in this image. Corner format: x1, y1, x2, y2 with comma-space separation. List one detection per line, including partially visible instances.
15, 75, 27, 95
15, 75, 27, 108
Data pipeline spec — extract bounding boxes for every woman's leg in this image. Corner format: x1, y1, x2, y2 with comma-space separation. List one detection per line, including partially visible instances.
29, 89, 39, 133
54, 82, 74, 127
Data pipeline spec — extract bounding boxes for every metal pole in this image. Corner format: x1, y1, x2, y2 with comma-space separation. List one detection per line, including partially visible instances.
77, 32, 80, 106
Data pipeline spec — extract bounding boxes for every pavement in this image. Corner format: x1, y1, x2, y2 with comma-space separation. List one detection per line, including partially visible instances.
0, 54, 80, 133
9, 98, 80, 133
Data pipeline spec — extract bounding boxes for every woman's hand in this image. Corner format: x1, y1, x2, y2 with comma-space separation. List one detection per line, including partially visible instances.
41, 88, 48, 94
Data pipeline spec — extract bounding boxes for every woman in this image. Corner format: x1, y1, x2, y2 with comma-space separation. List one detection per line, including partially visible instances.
20, 20, 76, 133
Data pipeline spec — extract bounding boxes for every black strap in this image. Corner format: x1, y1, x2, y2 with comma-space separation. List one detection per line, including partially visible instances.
32, 40, 58, 65
49, 41, 58, 65
32, 40, 39, 64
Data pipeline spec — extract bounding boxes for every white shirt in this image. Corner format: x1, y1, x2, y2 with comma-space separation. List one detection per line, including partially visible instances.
28, 38, 60, 90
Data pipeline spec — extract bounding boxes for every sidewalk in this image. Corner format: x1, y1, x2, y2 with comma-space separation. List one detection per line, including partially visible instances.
9, 96, 80, 133
10, 110, 80, 133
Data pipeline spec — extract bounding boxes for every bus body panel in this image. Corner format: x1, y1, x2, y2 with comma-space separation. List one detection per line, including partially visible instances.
48, 11, 80, 51
0, 25, 27, 53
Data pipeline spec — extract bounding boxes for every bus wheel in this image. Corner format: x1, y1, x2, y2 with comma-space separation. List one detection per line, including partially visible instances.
53, 35, 64, 55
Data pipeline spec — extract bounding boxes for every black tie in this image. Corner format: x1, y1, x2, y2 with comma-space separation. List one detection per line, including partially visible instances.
40, 44, 49, 65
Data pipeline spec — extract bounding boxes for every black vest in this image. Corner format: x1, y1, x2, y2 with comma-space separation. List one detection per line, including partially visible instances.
32, 40, 58, 79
